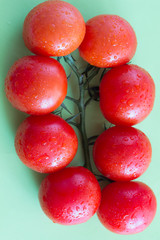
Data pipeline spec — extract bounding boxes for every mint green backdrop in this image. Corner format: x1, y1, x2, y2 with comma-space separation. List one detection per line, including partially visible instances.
1, 0, 159, 239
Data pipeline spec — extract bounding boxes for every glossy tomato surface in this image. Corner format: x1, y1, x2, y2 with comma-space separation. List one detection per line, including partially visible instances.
98, 181, 157, 234
79, 15, 137, 68
93, 126, 152, 181
15, 114, 78, 173
39, 166, 101, 225
23, 1, 86, 56
100, 64, 155, 126
5, 55, 67, 115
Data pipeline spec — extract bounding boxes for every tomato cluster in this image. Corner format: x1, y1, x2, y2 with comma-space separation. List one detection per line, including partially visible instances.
5, 0, 156, 235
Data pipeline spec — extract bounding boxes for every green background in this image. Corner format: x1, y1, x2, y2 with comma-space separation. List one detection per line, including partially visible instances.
1, 0, 160, 239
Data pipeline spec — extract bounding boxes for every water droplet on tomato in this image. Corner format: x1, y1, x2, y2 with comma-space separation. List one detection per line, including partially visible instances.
107, 50, 112, 55
83, 206, 86, 211
76, 206, 80, 211
123, 137, 128, 142
137, 74, 141, 78
127, 99, 134, 106
140, 94, 144, 99
67, 208, 73, 214
120, 99, 126, 104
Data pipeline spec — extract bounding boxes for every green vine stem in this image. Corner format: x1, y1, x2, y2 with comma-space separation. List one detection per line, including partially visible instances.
62, 54, 112, 183
64, 55, 93, 172
63, 54, 99, 172
79, 80, 92, 171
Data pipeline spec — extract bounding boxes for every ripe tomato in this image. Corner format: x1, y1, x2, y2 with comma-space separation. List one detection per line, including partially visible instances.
15, 114, 78, 173
100, 64, 155, 126
98, 181, 157, 234
23, 1, 86, 56
5, 55, 67, 115
93, 126, 152, 181
79, 15, 137, 68
39, 166, 101, 225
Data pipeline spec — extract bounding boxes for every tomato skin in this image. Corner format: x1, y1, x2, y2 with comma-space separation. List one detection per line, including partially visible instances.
23, 1, 86, 56
5, 55, 67, 115
79, 15, 137, 68
97, 181, 157, 234
15, 114, 78, 173
93, 126, 152, 181
39, 166, 101, 225
100, 64, 155, 126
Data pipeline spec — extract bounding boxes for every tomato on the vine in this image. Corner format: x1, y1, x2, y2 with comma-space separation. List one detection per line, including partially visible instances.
93, 126, 152, 181
23, 1, 86, 56
100, 64, 155, 126
5, 55, 67, 115
15, 114, 78, 173
79, 15, 137, 68
39, 166, 101, 225
98, 181, 157, 234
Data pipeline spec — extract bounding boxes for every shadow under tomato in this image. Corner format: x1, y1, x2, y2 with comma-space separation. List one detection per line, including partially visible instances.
3, 96, 28, 134
30, 170, 47, 188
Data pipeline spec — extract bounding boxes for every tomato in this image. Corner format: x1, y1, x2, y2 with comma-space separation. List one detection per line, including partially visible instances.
79, 15, 137, 68
23, 1, 86, 56
15, 114, 78, 173
100, 64, 155, 126
97, 181, 157, 234
39, 166, 101, 225
93, 126, 152, 181
5, 55, 67, 115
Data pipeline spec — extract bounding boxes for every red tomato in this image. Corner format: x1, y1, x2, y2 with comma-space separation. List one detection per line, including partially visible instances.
93, 126, 152, 181
79, 15, 137, 68
15, 114, 78, 173
39, 166, 101, 225
98, 181, 157, 234
23, 1, 86, 56
5, 55, 67, 115
100, 64, 155, 126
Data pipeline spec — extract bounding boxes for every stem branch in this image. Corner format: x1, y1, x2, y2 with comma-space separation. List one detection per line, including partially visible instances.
78, 84, 92, 172
63, 54, 100, 173
64, 55, 81, 79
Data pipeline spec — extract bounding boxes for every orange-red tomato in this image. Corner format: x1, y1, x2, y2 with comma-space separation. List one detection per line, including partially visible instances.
5, 55, 67, 115
39, 166, 101, 225
15, 114, 78, 173
79, 15, 137, 68
98, 181, 157, 234
93, 126, 152, 181
23, 1, 86, 56
100, 64, 155, 126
